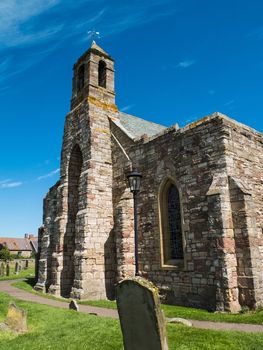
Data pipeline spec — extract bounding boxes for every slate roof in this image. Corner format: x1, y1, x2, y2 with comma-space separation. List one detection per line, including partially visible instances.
118, 112, 167, 139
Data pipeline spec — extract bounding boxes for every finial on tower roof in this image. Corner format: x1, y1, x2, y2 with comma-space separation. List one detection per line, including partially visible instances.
90, 41, 110, 57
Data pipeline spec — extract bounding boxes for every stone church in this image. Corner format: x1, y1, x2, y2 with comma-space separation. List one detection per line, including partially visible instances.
35, 42, 263, 312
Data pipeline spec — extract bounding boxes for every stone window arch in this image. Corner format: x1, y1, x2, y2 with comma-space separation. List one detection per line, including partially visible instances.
159, 178, 184, 266
98, 60, 107, 88
77, 65, 85, 91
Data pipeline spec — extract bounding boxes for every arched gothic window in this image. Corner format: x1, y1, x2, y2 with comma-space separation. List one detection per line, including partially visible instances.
98, 60, 107, 88
160, 180, 184, 265
77, 65, 85, 91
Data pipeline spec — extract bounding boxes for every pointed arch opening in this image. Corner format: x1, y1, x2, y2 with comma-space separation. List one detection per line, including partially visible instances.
98, 60, 107, 88
77, 65, 85, 91
60, 144, 83, 297
159, 179, 184, 266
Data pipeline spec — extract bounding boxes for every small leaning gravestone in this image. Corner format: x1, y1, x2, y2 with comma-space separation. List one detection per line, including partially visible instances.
4, 302, 27, 332
69, 300, 79, 312
14, 262, 19, 275
18, 263, 22, 272
116, 277, 168, 350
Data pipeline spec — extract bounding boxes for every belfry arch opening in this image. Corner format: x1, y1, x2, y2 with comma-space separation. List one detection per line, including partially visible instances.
60, 144, 83, 297
98, 60, 107, 88
77, 65, 85, 91
159, 179, 184, 265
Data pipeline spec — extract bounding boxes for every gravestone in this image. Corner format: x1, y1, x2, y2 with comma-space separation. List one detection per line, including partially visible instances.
116, 277, 168, 350
69, 300, 79, 312
4, 302, 27, 332
18, 263, 22, 272
1, 263, 5, 276
14, 262, 19, 275
6, 263, 10, 276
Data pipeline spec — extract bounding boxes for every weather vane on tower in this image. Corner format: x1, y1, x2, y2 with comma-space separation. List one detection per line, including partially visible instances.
87, 29, 101, 43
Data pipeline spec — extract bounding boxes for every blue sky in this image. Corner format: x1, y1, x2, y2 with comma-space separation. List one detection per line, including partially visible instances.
0, 0, 263, 237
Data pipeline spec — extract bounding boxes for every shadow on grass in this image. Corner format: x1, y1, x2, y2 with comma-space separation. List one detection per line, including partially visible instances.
23, 277, 36, 288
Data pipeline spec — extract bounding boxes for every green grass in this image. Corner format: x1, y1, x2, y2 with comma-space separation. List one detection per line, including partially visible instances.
12, 278, 69, 303
0, 292, 263, 350
11, 279, 263, 325
0, 261, 35, 281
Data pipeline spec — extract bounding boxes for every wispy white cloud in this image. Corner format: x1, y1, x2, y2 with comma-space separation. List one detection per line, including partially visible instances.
176, 59, 195, 69
0, 0, 61, 48
120, 104, 135, 112
37, 168, 60, 180
0, 0, 176, 87
224, 99, 235, 106
100, 2, 176, 37
0, 1, 175, 48
0, 179, 23, 188
0, 179, 11, 185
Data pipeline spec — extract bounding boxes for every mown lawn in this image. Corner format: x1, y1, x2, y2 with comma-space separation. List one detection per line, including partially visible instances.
12, 278, 263, 325
0, 261, 35, 281
0, 292, 263, 350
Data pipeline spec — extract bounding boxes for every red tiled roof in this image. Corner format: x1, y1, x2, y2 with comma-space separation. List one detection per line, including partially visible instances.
0, 237, 32, 251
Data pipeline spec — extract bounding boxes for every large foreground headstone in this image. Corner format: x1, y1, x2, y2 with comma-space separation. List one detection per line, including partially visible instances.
116, 277, 168, 350
4, 302, 27, 332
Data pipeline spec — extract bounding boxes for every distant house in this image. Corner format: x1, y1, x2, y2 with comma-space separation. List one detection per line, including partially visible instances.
0, 234, 38, 258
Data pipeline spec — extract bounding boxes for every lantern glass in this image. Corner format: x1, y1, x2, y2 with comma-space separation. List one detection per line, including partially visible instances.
127, 170, 142, 193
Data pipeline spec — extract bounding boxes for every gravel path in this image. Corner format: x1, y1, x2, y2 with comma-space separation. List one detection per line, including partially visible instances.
1, 279, 263, 333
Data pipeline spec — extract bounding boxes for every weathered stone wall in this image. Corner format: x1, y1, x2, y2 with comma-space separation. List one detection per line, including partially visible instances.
110, 121, 134, 281
111, 114, 263, 311
223, 117, 263, 308
37, 44, 118, 300
35, 181, 59, 292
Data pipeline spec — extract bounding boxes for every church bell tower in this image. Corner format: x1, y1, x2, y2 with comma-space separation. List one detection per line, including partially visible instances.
44, 42, 118, 300
71, 41, 115, 109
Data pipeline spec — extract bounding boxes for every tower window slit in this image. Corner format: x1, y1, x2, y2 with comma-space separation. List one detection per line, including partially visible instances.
98, 60, 107, 88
